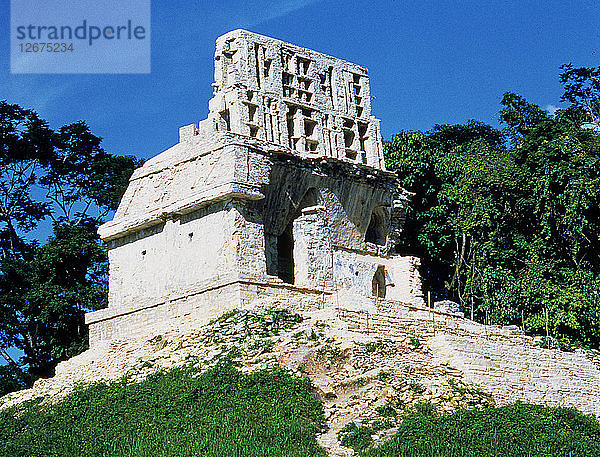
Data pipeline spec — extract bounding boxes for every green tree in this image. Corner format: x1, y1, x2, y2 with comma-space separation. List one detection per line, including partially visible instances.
559, 63, 600, 132
0, 101, 140, 388
384, 121, 505, 299
503, 96, 600, 346
385, 69, 600, 349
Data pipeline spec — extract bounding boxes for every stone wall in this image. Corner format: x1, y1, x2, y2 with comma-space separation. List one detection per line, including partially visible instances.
333, 249, 423, 305
88, 276, 329, 347
335, 301, 600, 416
431, 334, 600, 415
88, 280, 242, 346
106, 200, 239, 313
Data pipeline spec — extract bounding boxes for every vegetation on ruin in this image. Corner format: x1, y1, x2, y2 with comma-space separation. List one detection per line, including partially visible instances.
361, 402, 600, 457
385, 65, 600, 350
0, 362, 327, 457
2, 358, 599, 457
0, 64, 598, 397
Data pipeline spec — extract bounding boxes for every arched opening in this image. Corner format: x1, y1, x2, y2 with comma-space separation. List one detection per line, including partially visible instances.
273, 188, 321, 285
365, 206, 388, 246
297, 187, 319, 212
372, 265, 386, 298
277, 222, 294, 284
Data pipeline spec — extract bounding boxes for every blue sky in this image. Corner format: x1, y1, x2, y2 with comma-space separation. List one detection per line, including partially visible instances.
1, 0, 598, 162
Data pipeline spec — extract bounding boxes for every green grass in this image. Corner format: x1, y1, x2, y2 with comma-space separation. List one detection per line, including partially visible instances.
0, 363, 326, 457
362, 402, 600, 457
3, 362, 600, 457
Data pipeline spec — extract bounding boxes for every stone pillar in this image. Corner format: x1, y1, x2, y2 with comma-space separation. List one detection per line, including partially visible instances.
293, 205, 332, 289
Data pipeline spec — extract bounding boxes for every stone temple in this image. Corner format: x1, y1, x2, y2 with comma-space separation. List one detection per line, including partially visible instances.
86, 30, 424, 345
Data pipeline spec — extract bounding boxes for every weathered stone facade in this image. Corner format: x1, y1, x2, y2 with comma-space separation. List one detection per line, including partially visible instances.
86, 30, 423, 345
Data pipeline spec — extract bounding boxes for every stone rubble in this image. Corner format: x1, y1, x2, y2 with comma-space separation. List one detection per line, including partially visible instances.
8, 303, 596, 456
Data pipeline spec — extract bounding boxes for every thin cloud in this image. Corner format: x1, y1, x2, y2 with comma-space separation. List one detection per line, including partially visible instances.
1, 77, 74, 117
545, 104, 558, 116
237, 0, 321, 27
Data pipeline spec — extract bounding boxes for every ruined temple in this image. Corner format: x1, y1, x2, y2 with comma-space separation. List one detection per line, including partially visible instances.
5, 31, 599, 423
86, 30, 423, 345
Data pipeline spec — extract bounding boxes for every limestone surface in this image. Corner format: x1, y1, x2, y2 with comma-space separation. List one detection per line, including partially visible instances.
5, 304, 600, 456
87, 30, 423, 345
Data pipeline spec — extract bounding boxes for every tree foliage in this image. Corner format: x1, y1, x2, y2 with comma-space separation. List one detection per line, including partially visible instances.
0, 101, 140, 388
560, 63, 600, 132
385, 68, 600, 349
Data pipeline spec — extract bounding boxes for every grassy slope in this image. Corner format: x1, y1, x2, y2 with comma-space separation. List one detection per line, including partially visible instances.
362, 403, 600, 457
0, 363, 326, 457
2, 361, 600, 457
